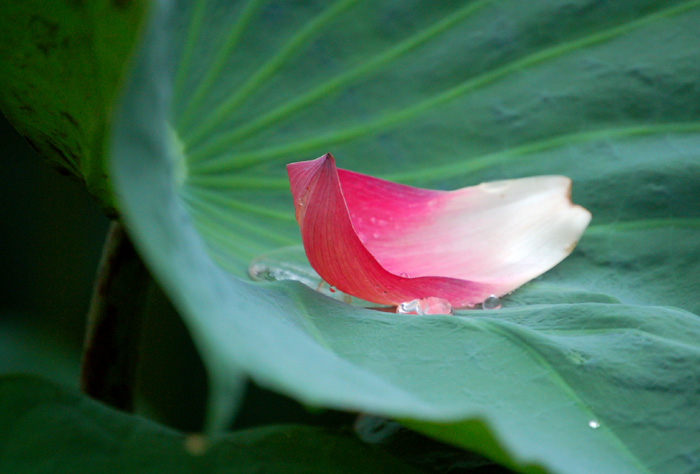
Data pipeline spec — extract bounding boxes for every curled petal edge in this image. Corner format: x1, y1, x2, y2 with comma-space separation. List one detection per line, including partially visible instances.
287, 153, 591, 308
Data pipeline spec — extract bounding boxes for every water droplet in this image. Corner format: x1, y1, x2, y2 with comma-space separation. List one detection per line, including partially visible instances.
396, 297, 453, 316
248, 246, 389, 309
424, 297, 454, 315
248, 251, 320, 287
399, 272, 410, 278
370, 217, 377, 224
248, 262, 280, 282
588, 420, 600, 429
482, 295, 501, 310
372, 232, 380, 239
396, 299, 422, 315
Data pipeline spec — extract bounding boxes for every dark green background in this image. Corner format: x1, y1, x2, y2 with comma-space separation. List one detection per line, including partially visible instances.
0, 115, 107, 387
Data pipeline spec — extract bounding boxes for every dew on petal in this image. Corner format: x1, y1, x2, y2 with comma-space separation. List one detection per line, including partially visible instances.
399, 272, 410, 278
482, 295, 501, 310
396, 297, 453, 316
588, 420, 600, 429
288, 155, 591, 309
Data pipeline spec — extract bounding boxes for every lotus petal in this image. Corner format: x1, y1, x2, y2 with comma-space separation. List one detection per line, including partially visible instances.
287, 153, 591, 308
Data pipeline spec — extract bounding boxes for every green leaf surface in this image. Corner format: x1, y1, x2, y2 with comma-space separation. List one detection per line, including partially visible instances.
0, 314, 81, 388
0, 0, 148, 212
0, 375, 421, 474
112, 1, 700, 473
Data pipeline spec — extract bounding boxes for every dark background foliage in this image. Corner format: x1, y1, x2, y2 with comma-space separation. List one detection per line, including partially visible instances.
0, 115, 106, 386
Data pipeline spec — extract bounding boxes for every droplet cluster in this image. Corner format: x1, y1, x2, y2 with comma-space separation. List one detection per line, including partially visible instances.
396, 297, 454, 316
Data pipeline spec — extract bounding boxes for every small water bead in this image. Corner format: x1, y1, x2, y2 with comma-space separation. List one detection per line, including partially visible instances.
248, 260, 320, 287
248, 247, 383, 308
248, 262, 284, 282
396, 299, 421, 315
396, 297, 454, 316
399, 272, 410, 278
588, 420, 600, 429
482, 295, 501, 310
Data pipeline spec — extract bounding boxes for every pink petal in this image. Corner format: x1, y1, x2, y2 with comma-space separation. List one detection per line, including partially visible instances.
287, 153, 591, 308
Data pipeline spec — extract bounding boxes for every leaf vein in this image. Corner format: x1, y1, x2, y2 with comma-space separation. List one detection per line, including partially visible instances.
190, 0, 700, 173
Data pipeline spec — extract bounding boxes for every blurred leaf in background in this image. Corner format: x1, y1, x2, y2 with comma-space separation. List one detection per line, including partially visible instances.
0, 375, 428, 474
0, 115, 108, 386
0, 0, 148, 212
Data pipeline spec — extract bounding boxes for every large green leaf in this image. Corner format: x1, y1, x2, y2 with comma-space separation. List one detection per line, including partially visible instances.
112, 1, 700, 473
0, 0, 148, 212
0, 375, 421, 474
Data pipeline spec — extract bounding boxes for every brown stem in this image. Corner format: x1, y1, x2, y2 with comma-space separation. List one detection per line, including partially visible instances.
80, 221, 149, 411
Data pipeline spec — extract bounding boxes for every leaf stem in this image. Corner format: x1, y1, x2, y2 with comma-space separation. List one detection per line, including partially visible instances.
80, 221, 150, 411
